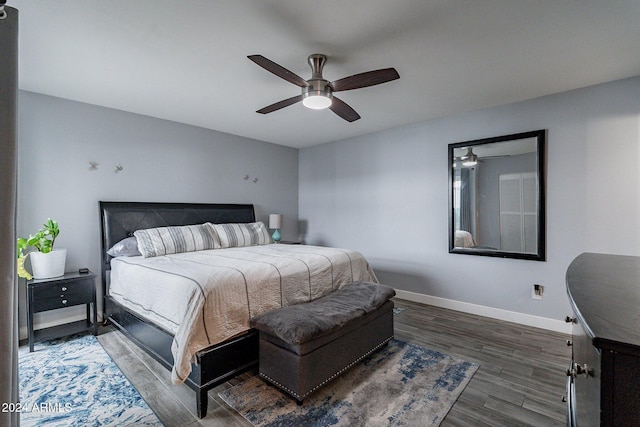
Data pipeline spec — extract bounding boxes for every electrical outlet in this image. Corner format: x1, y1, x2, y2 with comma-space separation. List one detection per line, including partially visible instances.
532, 284, 543, 300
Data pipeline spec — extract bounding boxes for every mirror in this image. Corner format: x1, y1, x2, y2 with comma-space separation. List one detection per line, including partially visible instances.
448, 130, 546, 261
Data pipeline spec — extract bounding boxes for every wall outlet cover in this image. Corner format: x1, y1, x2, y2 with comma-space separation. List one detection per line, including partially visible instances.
532, 284, 543, 300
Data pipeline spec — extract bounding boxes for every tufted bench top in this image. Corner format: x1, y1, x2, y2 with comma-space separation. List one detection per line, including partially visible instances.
250, 281, 395, 346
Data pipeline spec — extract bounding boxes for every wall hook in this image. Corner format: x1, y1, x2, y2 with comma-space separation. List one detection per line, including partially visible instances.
243, 175, 250, 180
114, 163, 123, 173
253, 178, 259, 183
89, 161, 99, 170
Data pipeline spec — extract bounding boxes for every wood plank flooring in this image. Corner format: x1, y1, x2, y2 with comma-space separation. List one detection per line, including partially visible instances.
97, 299, 571, 426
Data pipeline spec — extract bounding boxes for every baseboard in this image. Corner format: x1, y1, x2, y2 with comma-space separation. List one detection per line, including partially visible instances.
394, 289, 572, 334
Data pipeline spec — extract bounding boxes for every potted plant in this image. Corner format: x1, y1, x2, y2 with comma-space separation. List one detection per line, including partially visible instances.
17, 218, 66, 280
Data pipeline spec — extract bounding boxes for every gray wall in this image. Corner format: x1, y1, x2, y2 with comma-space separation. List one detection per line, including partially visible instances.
18, 76, 640, 333
299, 76, 640, 322
17, 91, 299, 336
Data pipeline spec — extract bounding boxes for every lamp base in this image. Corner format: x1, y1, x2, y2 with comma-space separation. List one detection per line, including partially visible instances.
272, 229, 281, 243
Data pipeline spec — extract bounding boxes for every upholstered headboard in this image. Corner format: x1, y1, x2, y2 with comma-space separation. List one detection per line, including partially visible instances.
99, 201, 256, 296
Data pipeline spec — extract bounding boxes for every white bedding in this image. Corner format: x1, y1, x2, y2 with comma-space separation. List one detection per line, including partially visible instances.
109, 244, 378, 384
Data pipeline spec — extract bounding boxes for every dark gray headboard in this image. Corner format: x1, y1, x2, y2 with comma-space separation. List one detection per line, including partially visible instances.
99, 201, 256, 295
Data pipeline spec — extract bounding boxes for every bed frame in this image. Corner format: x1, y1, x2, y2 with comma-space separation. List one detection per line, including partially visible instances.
99, 201, 260, 418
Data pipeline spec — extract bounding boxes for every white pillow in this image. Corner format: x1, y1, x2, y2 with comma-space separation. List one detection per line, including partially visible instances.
134, 223, 220, 257
209, 222, 271, 248
107, 236, 141, 257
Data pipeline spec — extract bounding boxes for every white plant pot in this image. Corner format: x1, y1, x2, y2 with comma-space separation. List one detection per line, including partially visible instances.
30, 249, 67, 279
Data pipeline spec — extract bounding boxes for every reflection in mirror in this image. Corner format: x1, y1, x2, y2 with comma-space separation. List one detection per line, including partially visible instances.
448, 130, 546, 261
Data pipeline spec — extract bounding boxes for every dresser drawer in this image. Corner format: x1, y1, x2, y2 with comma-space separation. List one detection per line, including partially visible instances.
32, 280, 93, 312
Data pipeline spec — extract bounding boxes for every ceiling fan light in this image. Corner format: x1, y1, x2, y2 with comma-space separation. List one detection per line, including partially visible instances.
302, 94, 332, 110
462, 156, 477, 167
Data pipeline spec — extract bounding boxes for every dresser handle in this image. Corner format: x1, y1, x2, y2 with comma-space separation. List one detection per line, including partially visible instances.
62, 299, 67, 305
61, 287, 67, 291
567, 362, 592, 378
577, 363, 593, 378
566, 340, 573, 346
565, 316, 576, 323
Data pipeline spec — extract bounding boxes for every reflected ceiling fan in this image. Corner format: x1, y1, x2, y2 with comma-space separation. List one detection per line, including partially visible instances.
248, 54, 400, 122
454, 146, 512, 167
453, 147, 478, 167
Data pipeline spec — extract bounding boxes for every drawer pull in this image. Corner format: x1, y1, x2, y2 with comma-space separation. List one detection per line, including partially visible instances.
566, 340, 573, 346
61, 299, 67, 305
61, 287, 67, 291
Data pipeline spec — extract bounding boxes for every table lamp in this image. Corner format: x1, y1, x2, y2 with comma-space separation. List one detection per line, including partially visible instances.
269, 214, 283, 243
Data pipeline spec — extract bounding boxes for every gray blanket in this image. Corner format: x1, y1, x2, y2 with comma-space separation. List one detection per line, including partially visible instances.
251, 282, 395, 344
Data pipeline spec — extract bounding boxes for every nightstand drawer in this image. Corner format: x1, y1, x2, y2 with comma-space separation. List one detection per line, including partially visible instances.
31, 280, 93, 312
32, 280, 92, 299
33, 290, 93, 313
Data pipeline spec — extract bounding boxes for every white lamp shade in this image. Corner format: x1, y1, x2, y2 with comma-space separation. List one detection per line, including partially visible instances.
269, 214, 283, 229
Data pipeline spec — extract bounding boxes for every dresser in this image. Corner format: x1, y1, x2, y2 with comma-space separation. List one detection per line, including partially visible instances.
565, 253, 640, 426
27, 271, 98, 352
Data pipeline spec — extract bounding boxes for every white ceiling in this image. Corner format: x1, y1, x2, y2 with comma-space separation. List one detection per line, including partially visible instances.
12, 0, 640, 148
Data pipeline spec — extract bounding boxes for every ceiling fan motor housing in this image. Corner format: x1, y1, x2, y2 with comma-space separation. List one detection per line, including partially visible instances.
302, 54, 333, 108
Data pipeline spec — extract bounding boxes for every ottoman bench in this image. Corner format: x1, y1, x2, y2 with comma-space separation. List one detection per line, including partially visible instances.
250, 281, 395, 403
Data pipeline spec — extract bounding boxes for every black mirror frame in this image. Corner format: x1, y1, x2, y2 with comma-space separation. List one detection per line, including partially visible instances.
448, 129, 546, 261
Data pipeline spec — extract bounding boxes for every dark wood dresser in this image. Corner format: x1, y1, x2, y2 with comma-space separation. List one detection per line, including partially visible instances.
566, 253, 640, 426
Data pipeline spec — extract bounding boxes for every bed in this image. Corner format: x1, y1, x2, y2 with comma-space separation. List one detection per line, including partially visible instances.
99, 201, 377, 418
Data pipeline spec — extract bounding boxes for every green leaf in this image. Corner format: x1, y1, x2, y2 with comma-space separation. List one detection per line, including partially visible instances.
17, 238, 27, 257
26, 235, 40, 247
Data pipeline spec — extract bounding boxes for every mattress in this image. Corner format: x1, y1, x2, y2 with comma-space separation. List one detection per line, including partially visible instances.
108, 243, 378, 384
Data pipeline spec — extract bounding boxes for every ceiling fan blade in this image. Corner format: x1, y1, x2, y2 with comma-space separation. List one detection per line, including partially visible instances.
248, 55, 310, 88
329, 96, 361, 122
330, 68, 400, 92
256, 95, 303, 114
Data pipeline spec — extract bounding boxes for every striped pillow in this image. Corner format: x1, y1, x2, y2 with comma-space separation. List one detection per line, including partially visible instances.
209, 222, 271, 248
134, 223, 220, 257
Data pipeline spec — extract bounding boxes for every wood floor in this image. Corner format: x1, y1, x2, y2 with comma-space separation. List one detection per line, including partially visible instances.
97, 299, 571, 427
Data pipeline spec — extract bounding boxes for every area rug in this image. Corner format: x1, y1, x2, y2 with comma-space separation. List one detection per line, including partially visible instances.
19, 333, 163, 426
219, 339, 478, 427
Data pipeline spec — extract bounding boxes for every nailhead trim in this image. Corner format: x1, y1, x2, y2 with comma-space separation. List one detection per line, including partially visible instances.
259, 335, 394, 401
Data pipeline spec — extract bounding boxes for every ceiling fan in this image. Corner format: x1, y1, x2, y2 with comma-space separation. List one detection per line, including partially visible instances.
454, 146, 514, 167
248, 54, 400, 122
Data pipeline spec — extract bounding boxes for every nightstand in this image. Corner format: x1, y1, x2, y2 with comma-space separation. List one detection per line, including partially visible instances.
27, 271, 98, 352
279, 240, 301, 245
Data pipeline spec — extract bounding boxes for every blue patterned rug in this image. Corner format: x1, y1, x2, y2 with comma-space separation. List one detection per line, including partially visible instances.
19, 334, 163, 426
219, 339, 478, 427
